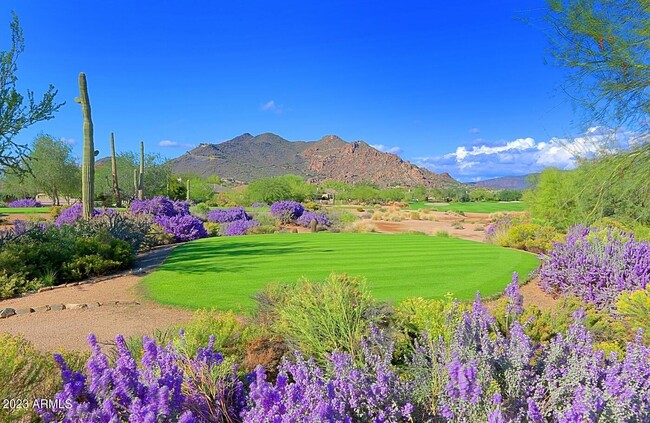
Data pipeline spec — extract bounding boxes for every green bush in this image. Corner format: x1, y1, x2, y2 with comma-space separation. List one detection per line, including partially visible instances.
0, 333, 88, 423
499, 222, 563, 253
616, 288, 650, 344
204, 221, 221, 237
393, 295, 467, 354
253, 274, 390, 366
189, 203, 211, 220
0, 272, 41, 300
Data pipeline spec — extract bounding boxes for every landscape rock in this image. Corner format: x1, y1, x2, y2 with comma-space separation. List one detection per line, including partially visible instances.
65, 303, 87, 310
86, 302, 101, 309
14, 308, 34, 315
0, 308, 16, 318
100, 301, 119, 306
116, 301, 140, 306
49, 304, 65, 311
38, 286, 53, 293
33, 305, 51, 313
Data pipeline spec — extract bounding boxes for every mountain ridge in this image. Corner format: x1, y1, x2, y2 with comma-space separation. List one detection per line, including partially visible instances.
169, 133, 460, 188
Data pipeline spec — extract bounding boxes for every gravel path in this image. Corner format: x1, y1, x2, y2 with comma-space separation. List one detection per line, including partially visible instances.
0, 246, 194, 351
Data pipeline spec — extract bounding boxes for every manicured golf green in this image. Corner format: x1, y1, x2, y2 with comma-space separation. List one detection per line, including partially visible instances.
408, 201, 527, 213
142, 233, 539, 311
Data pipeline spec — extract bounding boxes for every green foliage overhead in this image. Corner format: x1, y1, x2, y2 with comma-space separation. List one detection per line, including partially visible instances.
545, 0, 649, 133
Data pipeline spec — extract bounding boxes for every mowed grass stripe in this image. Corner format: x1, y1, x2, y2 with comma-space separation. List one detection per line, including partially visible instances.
142, 233, 539, 311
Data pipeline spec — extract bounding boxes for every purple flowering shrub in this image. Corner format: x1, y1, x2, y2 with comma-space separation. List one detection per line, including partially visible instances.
40, 333, 245, 423
130, 196, 190, 218
154, 215, 208, 242
244, 330, 414, 422
539, 225, 650, 308
7, 198, 42, 208
206, 207, 259, 236
270, 200, 304, 224
407, 274, 650, 422
130, 196, 206, 242
296, 210, 331, 228
207, 206, 251, 223
54, 204, 101, 226
220, 218, 259, 236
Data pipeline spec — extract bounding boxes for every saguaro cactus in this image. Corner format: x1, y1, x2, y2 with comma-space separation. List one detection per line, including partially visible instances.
75, 72, 95, 219
137, 141, 145, 200
110, 132, 121, 207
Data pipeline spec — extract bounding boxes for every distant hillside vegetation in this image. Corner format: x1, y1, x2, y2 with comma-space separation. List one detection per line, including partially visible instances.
472, 174, 539, 190
168, 133, 460, 188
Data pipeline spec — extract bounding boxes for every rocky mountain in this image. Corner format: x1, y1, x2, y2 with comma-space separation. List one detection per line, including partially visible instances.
169, 133, 459, 188
472, 174, 538, 190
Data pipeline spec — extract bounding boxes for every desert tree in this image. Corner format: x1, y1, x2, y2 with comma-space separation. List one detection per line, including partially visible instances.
0, 12, 64, 176
28, 134, 80, 205
545, 0, 649, 136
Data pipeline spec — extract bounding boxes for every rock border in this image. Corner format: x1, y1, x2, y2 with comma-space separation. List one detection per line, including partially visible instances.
0, 300, 141, 319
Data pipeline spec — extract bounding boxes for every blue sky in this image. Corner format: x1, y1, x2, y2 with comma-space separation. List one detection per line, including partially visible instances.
4, 1, 589, 181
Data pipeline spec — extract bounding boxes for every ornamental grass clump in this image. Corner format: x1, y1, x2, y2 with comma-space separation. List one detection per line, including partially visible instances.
7, 198, 42, 208
538, 225, 650, 308
270, 200, 304, 224
41, 333, 245, 423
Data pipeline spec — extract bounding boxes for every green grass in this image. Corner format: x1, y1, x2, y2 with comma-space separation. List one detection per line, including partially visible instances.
0, 207, 51, 214
408, 201, 527, 213
142, 233, 539, 311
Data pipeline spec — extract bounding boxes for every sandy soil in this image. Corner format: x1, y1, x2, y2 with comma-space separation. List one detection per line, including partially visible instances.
0, 210, 556, 352
0, 246, 194, 351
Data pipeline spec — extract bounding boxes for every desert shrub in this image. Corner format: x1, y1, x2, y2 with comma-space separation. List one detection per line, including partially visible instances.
435, 230, 450, 237
406, 281, 650, 421
7, 198, 42, 208
616, 288, 650, 344
219, 218, 260, 236
254, 274, 391, 366
204, 221, 220, 237
0, 224, 76, 283
474, 225, 485, 231
0, 334, 87, 423
451, 221, 464, 229
538, 225, 650, 308
341, 219, 376, 233
484, 212, 524, 245
153, 214, 208, 242
248, 225, 276, 235
499, 223, 563, 253
130, 196, 190, 217
76, 211, 153, 252
269, 200, 304, 224
207, 206, 251, 223
0, 271, 41, 299
303, 201, 320, 210
54, 203, 100, 226
60, 233, 134, 280
295, 210, 330, 228
244, 330, 413, 422
189, 202, 211, 220
41, 334, 246, 423
410, 211, 421, 220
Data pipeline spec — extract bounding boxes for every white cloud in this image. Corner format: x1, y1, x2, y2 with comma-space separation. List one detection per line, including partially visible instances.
370, 144, 402, 154
158, 140, 195, 149
469, 128, 480, 134
260, 100, 283, 114
60, 137, 75, 145
415, 127, 629, 181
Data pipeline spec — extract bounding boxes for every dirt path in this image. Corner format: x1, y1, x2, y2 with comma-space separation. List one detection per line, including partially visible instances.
0, 246, 194, 351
